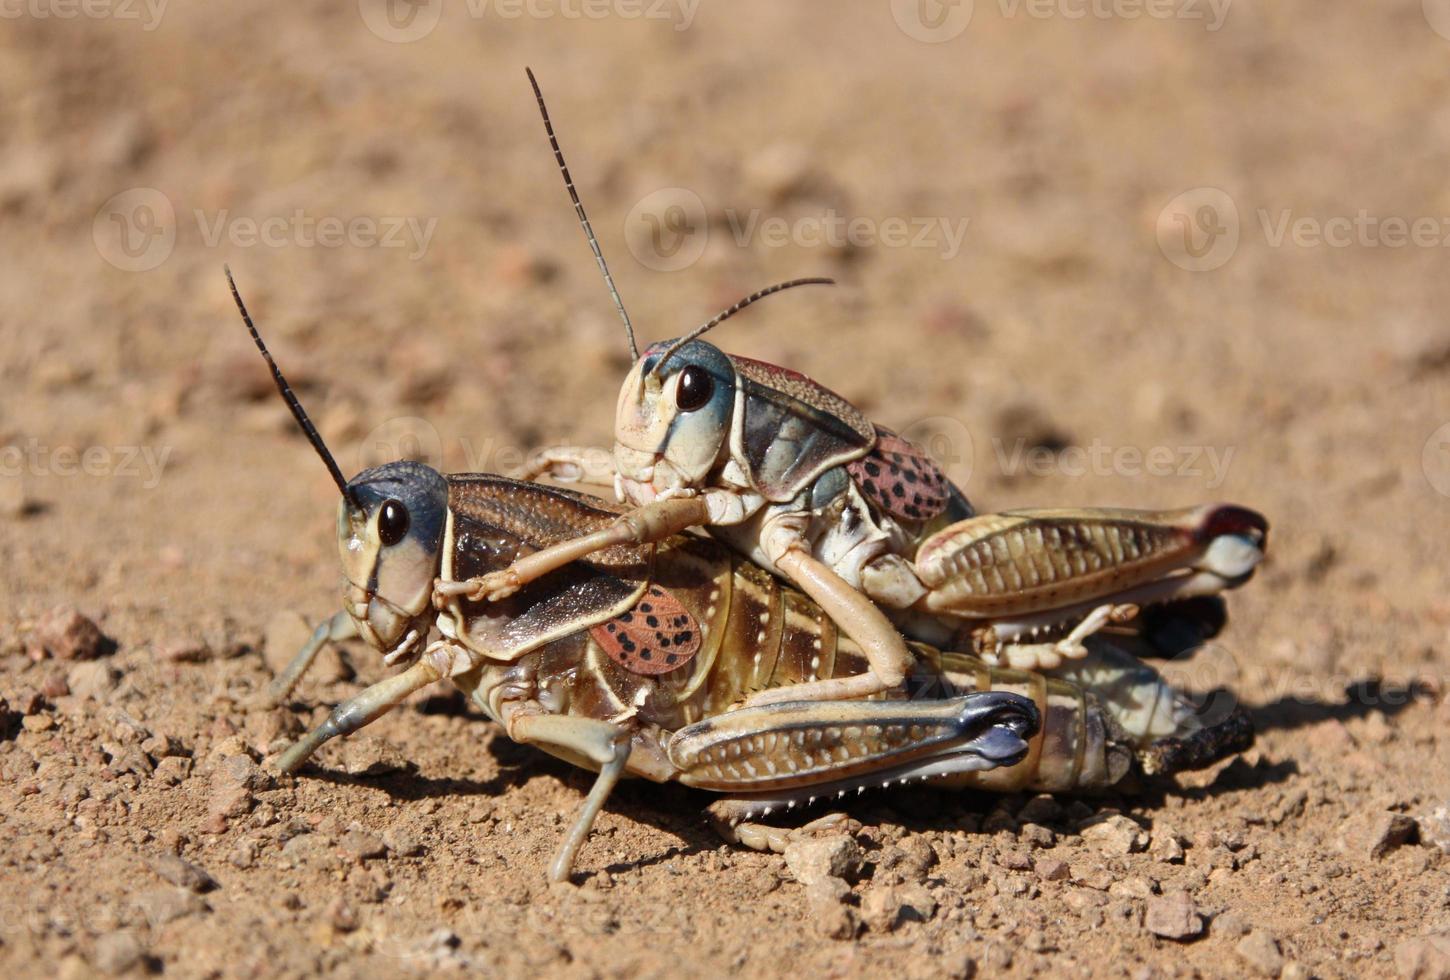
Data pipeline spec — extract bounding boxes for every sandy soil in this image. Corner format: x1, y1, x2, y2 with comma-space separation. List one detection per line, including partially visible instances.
2, 2, 1450, 977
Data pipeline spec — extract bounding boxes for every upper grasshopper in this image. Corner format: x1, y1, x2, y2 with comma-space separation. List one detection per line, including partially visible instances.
444, 70, 1271, 709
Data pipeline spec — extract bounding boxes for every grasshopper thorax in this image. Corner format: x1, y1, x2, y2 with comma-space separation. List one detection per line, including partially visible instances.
614, 339, 737, 498
337, 461, 449, 654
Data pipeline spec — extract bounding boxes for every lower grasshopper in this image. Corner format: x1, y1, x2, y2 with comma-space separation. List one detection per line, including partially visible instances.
228, 271, 1252, 879
442, 70, 1270, 711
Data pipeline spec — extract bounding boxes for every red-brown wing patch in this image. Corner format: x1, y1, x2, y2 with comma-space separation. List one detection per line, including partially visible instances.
847, 427, 951, 523
589, 585, 702, 676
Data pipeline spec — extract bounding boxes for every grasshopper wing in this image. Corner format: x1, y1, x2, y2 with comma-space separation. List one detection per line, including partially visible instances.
590, 583, 703, 675
446, 475, 654, 659
847, 426, 954, 523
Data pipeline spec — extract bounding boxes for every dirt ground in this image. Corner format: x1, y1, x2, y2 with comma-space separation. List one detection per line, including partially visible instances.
3, 2, 1450, 977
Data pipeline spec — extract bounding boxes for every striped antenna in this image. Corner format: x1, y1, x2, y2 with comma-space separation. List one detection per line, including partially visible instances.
649, 277, 836, 377
526, 67, 639, 361
224, 266, 351, 499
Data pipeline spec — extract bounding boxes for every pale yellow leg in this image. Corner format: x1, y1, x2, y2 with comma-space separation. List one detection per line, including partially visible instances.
707, 807, 851, 853
264, 610, 357, 706
272, 657, 444, 774
989, 602, 1139, 671
435, 495, 711, 603
741, 548, 913, 707
505, 711, 632, 882
512, 445, 618, 488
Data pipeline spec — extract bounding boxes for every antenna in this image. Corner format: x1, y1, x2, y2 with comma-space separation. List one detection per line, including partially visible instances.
224, 266, 351, 498
525, 67, 639, 361
650, 277, 835, 376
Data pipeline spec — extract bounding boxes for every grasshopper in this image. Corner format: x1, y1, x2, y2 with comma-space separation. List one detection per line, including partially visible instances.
446, 70, 1271, 711
228, 271, 1250, 879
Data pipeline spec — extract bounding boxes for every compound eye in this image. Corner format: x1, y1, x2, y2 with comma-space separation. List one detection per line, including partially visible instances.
675, 365, 714, 413
377, 499, 410, 547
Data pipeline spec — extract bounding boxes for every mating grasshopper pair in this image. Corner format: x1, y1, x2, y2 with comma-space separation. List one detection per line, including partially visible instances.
245, 70, 1266, 879
439, 71, 1270, 711
231, 273, 1250, 880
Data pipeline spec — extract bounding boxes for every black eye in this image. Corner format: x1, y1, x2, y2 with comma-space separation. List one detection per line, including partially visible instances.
378, 499, 410, 546
675, 365, 714, 412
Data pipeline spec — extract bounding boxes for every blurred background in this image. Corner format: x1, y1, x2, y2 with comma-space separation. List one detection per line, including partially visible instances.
2, 1, 1449, 975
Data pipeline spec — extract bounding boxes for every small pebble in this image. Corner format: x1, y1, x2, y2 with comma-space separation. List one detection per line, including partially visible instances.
783, 834, 862, 887
327, 897, 358, 933
67, 661, 121, 701
40, 671, 69, 699
1394, 933, 1450, 979
1080, 814, 1148, 855
382, 828, 424, 857
1419, 807, 1450, 854
340, 828, 387, 861
159, 640, 211, 663
1236, 930, 1285, 976
35, 606, 111, 660
137, 887, 207, 925
997, 848, 1033, 871
147, 853, 216, 893
1150, 829, 1187, 863
1365, 813, 1419, 858
92, 931, 144, 975
1144, 891, 1203, 941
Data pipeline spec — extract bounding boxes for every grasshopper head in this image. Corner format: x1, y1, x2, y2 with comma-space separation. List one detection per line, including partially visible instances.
614, 338, 736, 498
224, 268, 449, 663
337, 461, 449, 654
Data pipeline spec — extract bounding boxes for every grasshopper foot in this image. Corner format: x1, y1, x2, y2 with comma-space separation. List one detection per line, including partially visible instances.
435, 571, 523, 604
985, 603, 1139, 672
707, 804, 855, 853
469, 570, 522, 602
